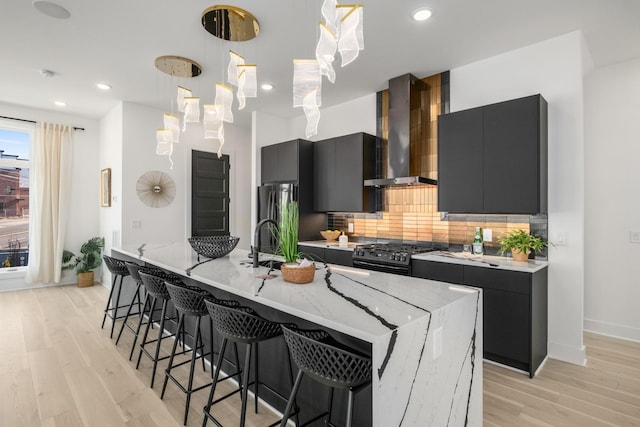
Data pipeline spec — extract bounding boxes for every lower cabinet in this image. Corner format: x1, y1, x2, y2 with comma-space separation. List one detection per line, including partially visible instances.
411, 259, 547, 377
298, 245, 353, 267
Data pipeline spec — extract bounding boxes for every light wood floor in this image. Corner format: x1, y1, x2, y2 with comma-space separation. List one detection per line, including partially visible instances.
1, 284, 639, 426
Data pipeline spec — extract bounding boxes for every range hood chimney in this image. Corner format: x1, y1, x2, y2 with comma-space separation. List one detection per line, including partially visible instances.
364, 73, 437, 187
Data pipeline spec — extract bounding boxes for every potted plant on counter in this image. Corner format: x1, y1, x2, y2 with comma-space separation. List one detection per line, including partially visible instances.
62, 237, 105, 287
278, 201, 315, 284
497, 229, 548, 261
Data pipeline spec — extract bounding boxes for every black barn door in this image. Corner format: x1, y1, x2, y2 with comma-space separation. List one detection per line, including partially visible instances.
192, 150, 230, 236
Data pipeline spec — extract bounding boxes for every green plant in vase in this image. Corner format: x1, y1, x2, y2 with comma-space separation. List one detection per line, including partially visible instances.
497, 229, 547, 261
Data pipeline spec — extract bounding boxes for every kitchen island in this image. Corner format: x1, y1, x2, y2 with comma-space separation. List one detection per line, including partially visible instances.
112, 242, 482, 426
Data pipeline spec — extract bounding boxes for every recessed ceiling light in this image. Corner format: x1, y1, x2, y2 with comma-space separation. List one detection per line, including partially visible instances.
412, 8, 432, 22
32, 0, 71, 19
261, 83, 273, 91
54, 100, 66, 107
96, 83, 111, 91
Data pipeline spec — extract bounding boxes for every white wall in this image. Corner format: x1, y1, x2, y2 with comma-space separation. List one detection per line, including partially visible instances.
0, 102, 100, 290
584, 57, 640, 341
450, 31, 588, 365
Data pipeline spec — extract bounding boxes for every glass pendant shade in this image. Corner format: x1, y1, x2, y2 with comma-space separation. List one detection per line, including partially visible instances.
227, 50, 244, 87
182, 97, 200, 131
236, 64, 257, 110
163, 113, 180, 143
156, 128, 175, 169
302, 89, 321, 138
215, 83, 234, 123
293, 60, 321, 108
315, 23, 337, 83
177, 86, 192, 113
321, 0, 339, 34
203, 104, 224, 139
337, 5, 364, 67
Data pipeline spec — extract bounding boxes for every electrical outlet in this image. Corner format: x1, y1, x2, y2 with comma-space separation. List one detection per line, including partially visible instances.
131, 219, 142, 229
483, 228, 492, 242
433, 326, 443, 360
631, 231, 640, 244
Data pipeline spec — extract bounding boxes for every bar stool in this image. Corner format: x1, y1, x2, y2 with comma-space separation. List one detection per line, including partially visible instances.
161, 282, 215, 426
279, 325, 372, 427
203, 298, 299, 427
101, 255, 132, 339
136, 271, 183, 388
117, 263, 178, 360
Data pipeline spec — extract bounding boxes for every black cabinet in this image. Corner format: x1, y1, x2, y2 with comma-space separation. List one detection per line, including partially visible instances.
463, 265, 547, 377
314, 132, 378, 212
299, 245, 325, 263
261, 139, 304, 184
438, 94, 547, 214
298, 245, 353, 267
411, 259, 464, 284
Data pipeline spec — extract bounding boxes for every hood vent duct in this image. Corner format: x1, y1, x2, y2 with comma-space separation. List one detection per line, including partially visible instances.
364, 73, 437, 187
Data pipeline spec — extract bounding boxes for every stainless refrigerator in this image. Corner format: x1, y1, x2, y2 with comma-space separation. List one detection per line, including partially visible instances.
257, 182, 326, 254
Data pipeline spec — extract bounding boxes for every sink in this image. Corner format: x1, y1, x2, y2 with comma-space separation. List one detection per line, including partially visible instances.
256, 259, 284, 269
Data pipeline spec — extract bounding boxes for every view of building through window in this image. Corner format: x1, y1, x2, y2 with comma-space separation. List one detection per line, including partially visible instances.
0, 125, 31, 268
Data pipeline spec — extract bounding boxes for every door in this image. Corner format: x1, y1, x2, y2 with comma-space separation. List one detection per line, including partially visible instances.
192, 150, 230, 236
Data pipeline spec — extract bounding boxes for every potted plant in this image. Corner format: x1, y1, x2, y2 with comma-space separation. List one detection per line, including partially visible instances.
277, 201, 315, 284
62, 237, 105, 287
497, 229, 547, 261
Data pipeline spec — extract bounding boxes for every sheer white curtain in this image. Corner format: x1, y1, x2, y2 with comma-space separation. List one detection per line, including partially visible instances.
25, 122, 73, 284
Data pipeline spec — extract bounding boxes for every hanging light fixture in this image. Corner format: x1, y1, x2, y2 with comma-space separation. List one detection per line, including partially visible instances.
155, 129, 174, 169
236, 64, 257, 110
227, 50, 244, 87
315, 23, 337, 83
302, 89, 321, 139
203, 104, 225, 157
182, 96, 201, 131
337, 4, 364, 67
176, 86, 192, 113
163, 113, 180, 143
215, 83, 234, 123
293, 60, 322, 138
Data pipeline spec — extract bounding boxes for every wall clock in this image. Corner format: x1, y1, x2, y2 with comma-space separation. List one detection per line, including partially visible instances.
136, 171, 176, 208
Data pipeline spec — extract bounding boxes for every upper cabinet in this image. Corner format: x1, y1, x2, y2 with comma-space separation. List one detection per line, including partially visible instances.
261, 139, 310, 184
314, 132, 378, 212
438, 94, 548, 214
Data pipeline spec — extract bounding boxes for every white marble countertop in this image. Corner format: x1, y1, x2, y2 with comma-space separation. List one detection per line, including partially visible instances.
298, 240, 358, 250
113, 242, 478, 343
413, 251, 548, 273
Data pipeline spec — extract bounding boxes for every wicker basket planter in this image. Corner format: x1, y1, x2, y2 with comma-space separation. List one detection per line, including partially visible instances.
510, 248, 530, 262
280, 262, 315, 284
77, 271, 94, 288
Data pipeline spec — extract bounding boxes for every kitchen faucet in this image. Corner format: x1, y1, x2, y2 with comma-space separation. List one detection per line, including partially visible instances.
252, 218, 278, 268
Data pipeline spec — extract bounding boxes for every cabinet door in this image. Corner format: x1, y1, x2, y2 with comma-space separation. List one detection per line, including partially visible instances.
483, 288, 530, 367
298, 245, 325, 263
412, 260, 464, 284
334, 134, 363, 212
314, 140, 335, 211
325, 248, 353, 267
438, 108, 484, 213
278, 140, 299, 182
261, 144, 279, 184
484, 95, 540, 213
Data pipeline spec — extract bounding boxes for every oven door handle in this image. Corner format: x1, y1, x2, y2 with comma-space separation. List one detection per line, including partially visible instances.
352, 260, 410, 272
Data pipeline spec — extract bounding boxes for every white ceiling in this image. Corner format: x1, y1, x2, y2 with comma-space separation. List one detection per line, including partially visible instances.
1, 0, 638, 127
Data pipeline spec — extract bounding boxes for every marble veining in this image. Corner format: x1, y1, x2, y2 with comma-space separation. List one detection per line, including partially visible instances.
113, 242, 482, 426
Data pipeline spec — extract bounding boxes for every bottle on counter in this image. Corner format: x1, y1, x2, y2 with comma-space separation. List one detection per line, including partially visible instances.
472, 227, 484, 255
338, 231, 349, 247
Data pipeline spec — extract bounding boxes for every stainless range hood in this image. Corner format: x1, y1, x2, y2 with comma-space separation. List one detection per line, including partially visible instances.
364, 73, 437, 187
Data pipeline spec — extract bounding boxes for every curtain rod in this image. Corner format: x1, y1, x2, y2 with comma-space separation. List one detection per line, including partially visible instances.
0, 115, 85, 131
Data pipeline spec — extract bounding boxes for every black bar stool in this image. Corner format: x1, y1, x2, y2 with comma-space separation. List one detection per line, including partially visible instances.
117, 263, 179, 360
101, 255, 132, 339
136, 271, 183, 388
161, 282, 215, 425
203, 298, 299, 427
279, 325, 372, 427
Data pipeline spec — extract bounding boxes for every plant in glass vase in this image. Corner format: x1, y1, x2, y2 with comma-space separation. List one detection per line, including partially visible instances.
277, 201, 315, 284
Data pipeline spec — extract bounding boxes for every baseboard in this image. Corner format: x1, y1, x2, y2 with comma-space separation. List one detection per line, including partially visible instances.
584, 318, 640, 343
548, 340, 587, 366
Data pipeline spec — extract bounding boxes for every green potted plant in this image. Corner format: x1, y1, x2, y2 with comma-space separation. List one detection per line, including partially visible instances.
277, 201, 315, 284
62, 237, 105, 287
497, 229, 547, 261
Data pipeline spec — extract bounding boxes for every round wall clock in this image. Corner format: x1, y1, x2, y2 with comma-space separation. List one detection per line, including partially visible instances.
136, 171, 176, 208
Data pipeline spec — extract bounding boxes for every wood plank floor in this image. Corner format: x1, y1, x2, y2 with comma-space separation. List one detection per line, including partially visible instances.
1, 284, 639, 426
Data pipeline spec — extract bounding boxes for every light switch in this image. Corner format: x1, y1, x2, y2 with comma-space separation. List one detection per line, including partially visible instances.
131, 220, 142, 229
631, 231, 640, 244
483, 228, 492, 242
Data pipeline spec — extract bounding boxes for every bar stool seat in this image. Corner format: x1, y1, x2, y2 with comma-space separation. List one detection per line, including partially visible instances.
203, 298, 298, 427
101, 255, 132, 339
136, 271, 184, 388
280, 324, 372, 427
161, 282, 216, 426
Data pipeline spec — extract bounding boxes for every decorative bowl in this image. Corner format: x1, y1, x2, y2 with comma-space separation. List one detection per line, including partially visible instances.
320, 230, 341, 241
188, 236, 240, 260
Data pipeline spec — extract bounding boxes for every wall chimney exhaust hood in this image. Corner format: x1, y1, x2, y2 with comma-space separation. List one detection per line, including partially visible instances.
364, 73, 437, 187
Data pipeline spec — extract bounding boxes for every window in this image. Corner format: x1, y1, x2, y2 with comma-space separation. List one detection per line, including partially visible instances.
0, 119, 32, 268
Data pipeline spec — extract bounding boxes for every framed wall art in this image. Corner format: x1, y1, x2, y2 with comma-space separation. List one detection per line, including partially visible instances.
100, 168, 111, 207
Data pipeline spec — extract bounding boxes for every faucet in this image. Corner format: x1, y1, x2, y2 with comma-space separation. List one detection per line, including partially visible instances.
253, 218, 279, 268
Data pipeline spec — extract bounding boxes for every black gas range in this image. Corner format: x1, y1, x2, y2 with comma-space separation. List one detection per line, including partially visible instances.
352, 243, 444, 276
